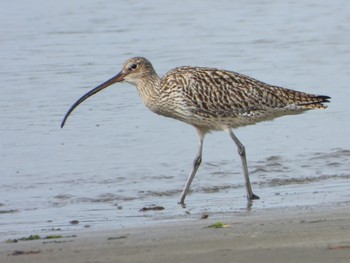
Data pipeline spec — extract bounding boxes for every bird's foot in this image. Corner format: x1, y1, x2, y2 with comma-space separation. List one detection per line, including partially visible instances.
248, 193, 260, 200
178, 200, 186, 208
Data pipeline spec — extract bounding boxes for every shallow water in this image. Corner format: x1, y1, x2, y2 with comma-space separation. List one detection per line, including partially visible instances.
1, 0, 350, 240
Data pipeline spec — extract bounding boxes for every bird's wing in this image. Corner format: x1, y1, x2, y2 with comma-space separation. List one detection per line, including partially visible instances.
161, 67, 329, 120
181, 68, 285, 117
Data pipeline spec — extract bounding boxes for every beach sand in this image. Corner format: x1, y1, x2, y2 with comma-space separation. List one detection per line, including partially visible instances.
1, 204, 349, 263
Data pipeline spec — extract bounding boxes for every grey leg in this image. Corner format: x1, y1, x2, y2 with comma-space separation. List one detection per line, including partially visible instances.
179, 129, 205, 206
226, 128, 259, 200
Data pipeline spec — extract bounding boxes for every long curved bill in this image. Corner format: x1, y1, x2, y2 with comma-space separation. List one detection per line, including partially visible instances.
61, 71, 125, 128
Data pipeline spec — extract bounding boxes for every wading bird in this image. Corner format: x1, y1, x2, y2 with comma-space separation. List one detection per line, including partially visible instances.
61, 57, 330, 205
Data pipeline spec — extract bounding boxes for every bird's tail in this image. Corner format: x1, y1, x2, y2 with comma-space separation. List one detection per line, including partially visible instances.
294, 94, 331, 109
275, 86, 331, 110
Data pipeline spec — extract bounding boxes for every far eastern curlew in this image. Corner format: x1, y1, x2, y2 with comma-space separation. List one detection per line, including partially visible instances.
61, 57, 330, 206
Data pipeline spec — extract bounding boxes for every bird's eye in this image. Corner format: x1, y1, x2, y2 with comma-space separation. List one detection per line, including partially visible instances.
130, 64, 137, 70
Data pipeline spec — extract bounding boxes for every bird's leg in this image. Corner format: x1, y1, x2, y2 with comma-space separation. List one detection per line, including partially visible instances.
178, 130, 205, 206
226, 129, 260, 201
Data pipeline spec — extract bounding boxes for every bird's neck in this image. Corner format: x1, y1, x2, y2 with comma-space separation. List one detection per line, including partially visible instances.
135, 73, 162, 113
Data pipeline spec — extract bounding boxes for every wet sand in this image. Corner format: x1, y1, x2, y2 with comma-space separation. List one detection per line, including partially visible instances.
1, 204, 349, 263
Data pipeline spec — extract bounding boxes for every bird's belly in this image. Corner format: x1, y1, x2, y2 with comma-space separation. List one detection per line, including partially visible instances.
159, 107, 306, 131
159, 108, 255, 130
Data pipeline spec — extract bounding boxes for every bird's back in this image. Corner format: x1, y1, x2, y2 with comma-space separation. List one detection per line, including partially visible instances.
157, 66, 330, 130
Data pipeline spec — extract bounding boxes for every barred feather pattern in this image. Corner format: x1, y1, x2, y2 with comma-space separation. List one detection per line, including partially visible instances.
123, 57, 330, 131
60, 56, 331, 205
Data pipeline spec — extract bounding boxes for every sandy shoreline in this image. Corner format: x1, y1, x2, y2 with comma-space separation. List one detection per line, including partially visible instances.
1, 204, 350, 263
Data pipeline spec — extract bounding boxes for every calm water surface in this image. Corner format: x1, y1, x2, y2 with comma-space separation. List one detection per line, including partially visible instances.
1, 0, 350, 239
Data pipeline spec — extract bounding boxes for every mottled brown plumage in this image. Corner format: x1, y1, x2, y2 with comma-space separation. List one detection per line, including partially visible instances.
61, 57, 330, 205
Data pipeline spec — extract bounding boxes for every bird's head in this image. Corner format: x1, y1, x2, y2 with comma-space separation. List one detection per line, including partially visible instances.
60, 57, 154, 128
119, 57, 155, 85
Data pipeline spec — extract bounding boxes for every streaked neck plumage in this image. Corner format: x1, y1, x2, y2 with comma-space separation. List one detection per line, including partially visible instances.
128, 67, 162, 114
